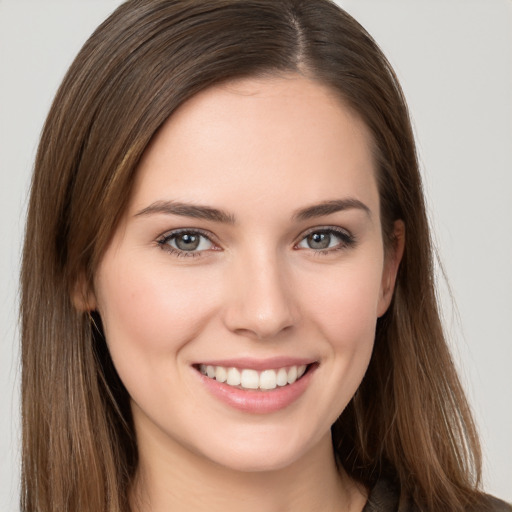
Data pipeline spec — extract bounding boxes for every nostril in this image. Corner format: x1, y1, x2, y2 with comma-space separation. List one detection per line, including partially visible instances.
232, 324, 294, 341
222, 266, 299, 339
227, 306, 297, 340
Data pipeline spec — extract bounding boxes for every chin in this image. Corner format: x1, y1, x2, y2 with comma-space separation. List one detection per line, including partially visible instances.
191, 425, 329, 474
206, 447, 303, 473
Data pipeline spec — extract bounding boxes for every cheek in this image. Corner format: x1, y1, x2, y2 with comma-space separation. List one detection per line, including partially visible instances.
300, 257, 384, 347
95, 255, 220, 365
290, 257, 383, 427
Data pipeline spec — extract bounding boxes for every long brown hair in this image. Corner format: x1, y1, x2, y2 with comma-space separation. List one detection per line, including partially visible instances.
21, 1, 484, 511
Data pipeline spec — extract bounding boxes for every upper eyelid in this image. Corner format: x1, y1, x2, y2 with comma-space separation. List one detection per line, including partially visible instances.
294, 226, 356, 252
156, 229, 220, 259
158, 227, 218, 243
296, 225, 353, 240
300, 225, 350, 234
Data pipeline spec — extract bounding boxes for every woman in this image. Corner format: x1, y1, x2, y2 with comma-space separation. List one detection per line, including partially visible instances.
20, 1, 511, 511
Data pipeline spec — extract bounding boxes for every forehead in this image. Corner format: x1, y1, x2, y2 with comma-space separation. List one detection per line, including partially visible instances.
129, 74, 378, 218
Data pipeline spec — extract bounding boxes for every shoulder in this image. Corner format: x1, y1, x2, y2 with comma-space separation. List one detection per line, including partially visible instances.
363, 477, 512, 512
467, 495, 512, 512
362, 477, 402, 512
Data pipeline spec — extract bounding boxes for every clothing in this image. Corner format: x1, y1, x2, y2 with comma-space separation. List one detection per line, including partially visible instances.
363, 477, 512, 512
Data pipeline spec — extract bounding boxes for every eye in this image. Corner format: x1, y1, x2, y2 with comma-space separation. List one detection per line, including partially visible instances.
158, 229, 215, 256
296, 228, 355, 252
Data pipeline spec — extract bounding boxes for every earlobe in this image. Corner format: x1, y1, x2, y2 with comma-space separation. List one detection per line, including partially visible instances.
71, 273, 98, 312
377, 220, 405, 317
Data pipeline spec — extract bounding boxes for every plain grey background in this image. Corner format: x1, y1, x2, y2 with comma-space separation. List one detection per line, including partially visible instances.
1, 1, 511, 510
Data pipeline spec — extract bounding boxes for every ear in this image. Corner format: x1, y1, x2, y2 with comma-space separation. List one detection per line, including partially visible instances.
71, 272, 98, 312
377, 220, 405, 317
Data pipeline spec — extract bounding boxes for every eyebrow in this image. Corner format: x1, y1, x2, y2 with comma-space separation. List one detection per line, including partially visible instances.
293, 199, 371, 221
134, 198, 370, 224
135, 200, 235, 224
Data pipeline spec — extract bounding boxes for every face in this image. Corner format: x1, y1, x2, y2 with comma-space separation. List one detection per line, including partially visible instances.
91, 75, 402, 473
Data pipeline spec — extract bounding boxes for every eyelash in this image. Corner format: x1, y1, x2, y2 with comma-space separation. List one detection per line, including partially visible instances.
157, 228, 218, 258
295, 227, 356, 255
156, 227, 356, 258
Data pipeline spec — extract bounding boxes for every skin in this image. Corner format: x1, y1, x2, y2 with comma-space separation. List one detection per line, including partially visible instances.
88, 75, 404, 512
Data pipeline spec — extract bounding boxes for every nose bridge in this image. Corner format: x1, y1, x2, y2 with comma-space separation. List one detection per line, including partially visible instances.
223, 244, 297, 339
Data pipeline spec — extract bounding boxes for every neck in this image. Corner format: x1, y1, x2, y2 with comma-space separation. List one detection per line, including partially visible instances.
130, 425, 367, 512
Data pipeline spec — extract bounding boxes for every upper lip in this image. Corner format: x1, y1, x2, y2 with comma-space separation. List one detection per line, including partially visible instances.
193, 357, 317, 371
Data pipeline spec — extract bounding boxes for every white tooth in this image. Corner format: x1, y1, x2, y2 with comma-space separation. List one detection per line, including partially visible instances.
226, 367, 241, 386
259, 369, 277, 390
287, 366, 298, 384
276, 368, 288, 386
206, 365, 216, 378
200, 364, 207, 375
215, 366, 227, 382
297, 365, 307, 378
240, 369, 259, 389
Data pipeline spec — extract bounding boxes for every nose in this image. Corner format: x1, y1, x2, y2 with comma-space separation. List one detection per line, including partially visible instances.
222, 250, 299, 340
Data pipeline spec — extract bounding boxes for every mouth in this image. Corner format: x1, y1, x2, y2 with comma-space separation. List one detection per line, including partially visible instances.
193, 360, 318, 414
193, 362, 317, 391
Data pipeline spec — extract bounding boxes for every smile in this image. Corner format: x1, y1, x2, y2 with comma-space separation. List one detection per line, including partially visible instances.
193, 358, 318, 413
198, 364, 308, 391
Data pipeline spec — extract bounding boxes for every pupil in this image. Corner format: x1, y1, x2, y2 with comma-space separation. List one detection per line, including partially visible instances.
308, 232, 330, 249
176, 234, 200, 251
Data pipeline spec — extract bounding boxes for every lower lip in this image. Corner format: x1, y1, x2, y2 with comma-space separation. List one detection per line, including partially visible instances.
196, 366, 316, 414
